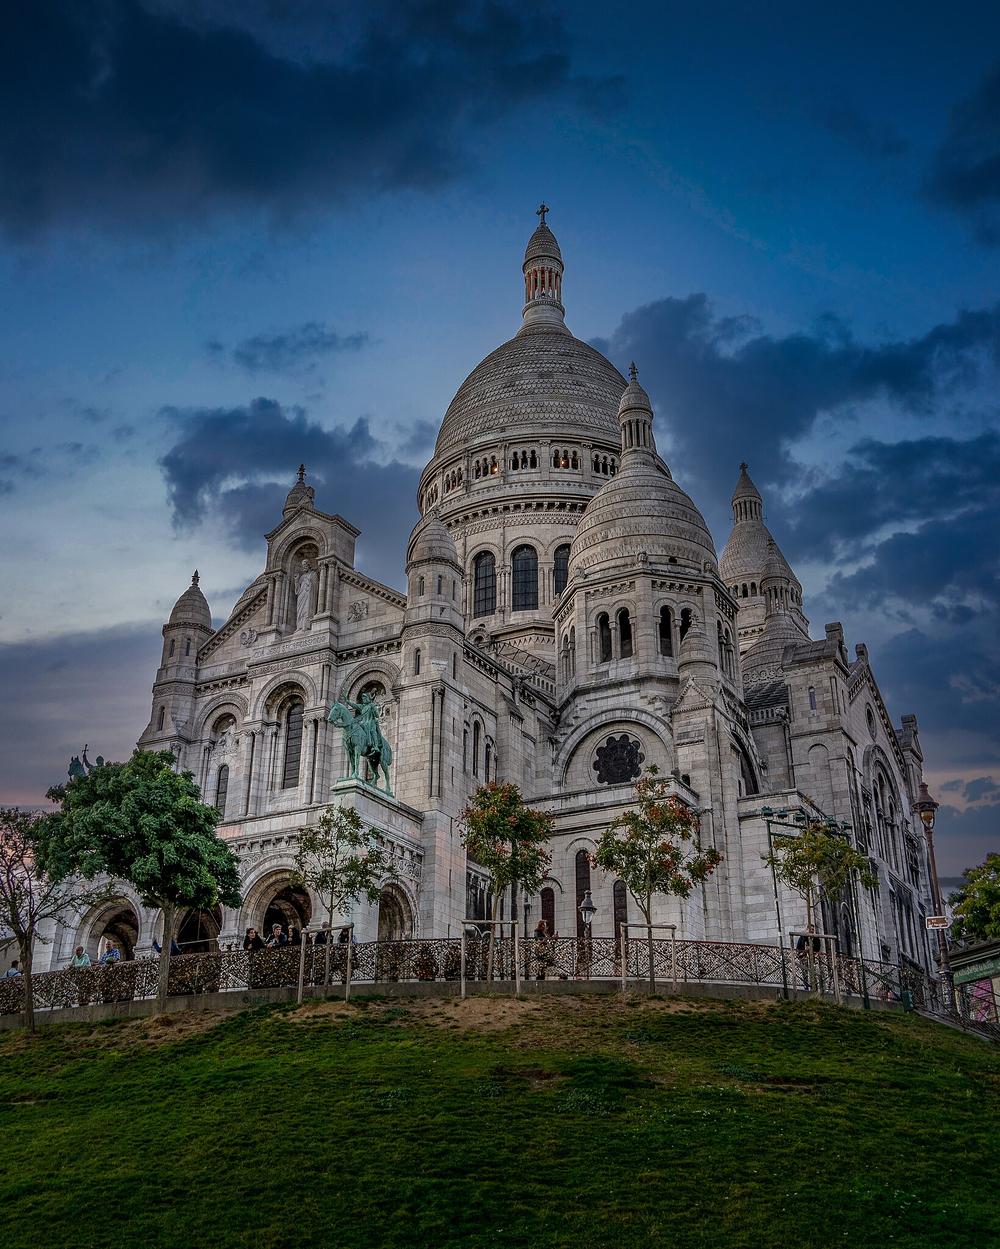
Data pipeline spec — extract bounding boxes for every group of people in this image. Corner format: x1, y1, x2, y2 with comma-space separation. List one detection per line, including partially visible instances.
241, 922, 356, 952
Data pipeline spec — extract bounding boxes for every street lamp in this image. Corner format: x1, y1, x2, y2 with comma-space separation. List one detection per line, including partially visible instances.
913, 781, 954, 1008
578, 890, 596, 980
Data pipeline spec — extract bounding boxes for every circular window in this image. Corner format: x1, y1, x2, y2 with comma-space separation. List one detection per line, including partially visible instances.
593, 734, 645, 785
866, 706, 877, 740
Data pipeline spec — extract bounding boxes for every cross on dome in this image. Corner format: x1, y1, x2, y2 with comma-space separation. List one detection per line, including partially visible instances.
296, 464, 306, 483
629, 361, 638, 382
192, 569, 199, 586
536, 202, 549, 225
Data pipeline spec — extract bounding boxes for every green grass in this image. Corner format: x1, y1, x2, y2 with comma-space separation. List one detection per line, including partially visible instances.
0, 995, 996, 1249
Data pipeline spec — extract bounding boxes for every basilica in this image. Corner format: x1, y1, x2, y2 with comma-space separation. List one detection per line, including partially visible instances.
42, 212, 937, 978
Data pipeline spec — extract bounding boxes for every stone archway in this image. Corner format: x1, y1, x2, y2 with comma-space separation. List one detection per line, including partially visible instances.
377, 885, 414, 941
261, 883, 312, 938
86, 900, 141, 961
176, 906, 223, 954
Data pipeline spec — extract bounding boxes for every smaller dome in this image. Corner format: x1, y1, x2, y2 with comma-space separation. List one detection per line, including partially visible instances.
283, 464, 315, 514
618, 363, 654, 422
407, 512, 459, 568
232, 575, 268, 614
523, 221, 562, 266
762, 537, 789, 584
169, 571, 212, 629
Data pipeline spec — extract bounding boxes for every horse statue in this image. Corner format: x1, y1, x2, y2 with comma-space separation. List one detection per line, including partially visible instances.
327, 691, 393, 795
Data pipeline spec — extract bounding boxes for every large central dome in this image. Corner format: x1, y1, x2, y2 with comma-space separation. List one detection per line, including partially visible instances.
434, 324, 626, 456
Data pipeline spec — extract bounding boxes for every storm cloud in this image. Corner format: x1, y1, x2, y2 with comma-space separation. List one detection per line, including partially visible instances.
925, 60, 1000, 244
208, 323, 370, 374
0, 0, 621, 240
159, 397, 419, 586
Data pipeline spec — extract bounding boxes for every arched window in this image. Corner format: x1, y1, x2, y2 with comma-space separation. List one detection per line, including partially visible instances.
484, 739, 492, 781
452, 653, 457, 679
613, 880, 628, 940
281, 698, 304, 789
511, 545, 539, 611
575, 850, 592, 940
659, 607, 673, 656
414, 648, 421, 675
215, 765, 230, 818
185, 638, 191, 656
617, 608, 633, 658
680, 608, 692, 641
418, 576, 425, 596
569, 625, 576, 676
597, 613, 612, 662
553, 544, 571, 597
156, 706, 165, 732
808, 686, 817, 711
473, 552, 496, 617
463, 728, 468, 772
473, 721, 482, 777
437, 575, 443, 595
168, 639, 175, 658
541, 886, 556, 935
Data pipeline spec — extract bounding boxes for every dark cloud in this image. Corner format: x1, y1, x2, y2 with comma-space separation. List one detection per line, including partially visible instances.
935, 801, 1000, 876
593, 295, 1000, 508
0, 624, 162, 807
813, 103, 908, 159
924, 61, 1000, 244
159, 397, 418, 586
0, 0, 622, 240
211, 322, 370, 374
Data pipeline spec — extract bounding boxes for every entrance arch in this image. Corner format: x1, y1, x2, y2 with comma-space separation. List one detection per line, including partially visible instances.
261, 883, 312, 936
85, 900, 141, 960
377, 885, 414, 941
176, 906, 223, 954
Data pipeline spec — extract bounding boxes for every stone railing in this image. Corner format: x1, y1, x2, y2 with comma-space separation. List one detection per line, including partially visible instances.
1, 937, 996, 1041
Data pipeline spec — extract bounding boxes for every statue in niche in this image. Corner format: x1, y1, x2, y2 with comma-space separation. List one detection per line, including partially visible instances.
293, 558, 317, 632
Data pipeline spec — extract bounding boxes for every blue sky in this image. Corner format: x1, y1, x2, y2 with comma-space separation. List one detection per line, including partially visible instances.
1, 1, 998, 879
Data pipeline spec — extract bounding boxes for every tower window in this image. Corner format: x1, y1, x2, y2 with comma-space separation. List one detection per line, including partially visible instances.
168, 639, 175, 658
808, 686, 817, 711
511, 545, 539, 611
553, 544, 571, 597
617, 608, 633, 658
472, 551, 496, 617
418, 576, 425, 596
281, 699, 304, 789
156, 706, 165, 732
659, 606, 673, 656
414, 648, 421, 676
597, 612, 612, 663
216, 765, 229, 818
473, 721, 482, 777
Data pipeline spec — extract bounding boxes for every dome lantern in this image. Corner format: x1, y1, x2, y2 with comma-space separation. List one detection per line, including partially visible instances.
617, 362, 656, 460
521, 203, 566, 331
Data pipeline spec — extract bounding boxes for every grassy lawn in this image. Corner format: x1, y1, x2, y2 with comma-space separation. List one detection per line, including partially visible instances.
0, 994, 996, 1249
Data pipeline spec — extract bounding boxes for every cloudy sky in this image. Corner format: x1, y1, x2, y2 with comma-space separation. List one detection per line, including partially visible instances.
1, 1, 998, 878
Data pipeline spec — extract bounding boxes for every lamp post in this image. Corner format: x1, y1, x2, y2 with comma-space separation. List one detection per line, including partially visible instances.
578, 890, 596, 980
913, 781, 953, 1010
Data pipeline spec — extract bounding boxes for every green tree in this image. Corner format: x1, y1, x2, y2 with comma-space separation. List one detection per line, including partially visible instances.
290, 805, 398, 985
0, 808, 112, 1032
949, 853, 1000, 943
460, 782, 552, 981
42, 750, 242, 1012
764, 821, 878, 951
594, 767, 723, 991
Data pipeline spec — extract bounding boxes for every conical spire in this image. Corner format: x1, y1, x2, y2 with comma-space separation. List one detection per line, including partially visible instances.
521, 204, 566, 331
731, 462, 763, 522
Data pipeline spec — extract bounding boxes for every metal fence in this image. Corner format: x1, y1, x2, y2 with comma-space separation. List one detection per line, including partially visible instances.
0, 936, 996, 1041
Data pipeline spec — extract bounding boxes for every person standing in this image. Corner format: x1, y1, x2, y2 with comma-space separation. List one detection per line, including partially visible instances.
70, 946, 91, 968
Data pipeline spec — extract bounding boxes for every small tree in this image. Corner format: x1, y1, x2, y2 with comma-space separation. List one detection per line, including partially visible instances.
290, 805, 398, 985
460, 782, 552, 982
949, 853, 1000, 944
42, 750, 242, 1012
0, 809, 112, 1031
594, 767, 723, 991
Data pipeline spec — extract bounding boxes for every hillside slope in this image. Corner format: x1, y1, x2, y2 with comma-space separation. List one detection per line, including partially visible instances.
0, 996, 996, 1249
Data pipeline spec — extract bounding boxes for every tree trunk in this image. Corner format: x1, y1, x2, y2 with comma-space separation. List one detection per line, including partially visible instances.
157, 901, 176, 1014
643, 897, 655, 994
486, 892, 500, 984
323, 902, 334, 989
18, 935, 34, 1034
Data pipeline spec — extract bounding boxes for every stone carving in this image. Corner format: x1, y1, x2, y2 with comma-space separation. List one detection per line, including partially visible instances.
293, 559, 316, 632
593, 734, 645, 785
214, 726, 239, 760
239, 627, 258, 647
348, 600, 369, 622
327, 690, 394, 794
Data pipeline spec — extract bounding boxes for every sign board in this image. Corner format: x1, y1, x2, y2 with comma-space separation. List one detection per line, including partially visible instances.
925, 915, 950, 930
953, 954, 1000, 986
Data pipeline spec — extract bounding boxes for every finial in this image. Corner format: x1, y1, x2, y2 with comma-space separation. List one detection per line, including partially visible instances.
740, 461, 748, 473
536, 202, 549, 226
296, 464, 306, 483
192, 569, 199, 586
629, 361, 638, 382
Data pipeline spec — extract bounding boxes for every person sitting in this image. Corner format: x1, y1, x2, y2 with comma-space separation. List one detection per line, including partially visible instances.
287, 925, 302, 947
70, 946, 91, 968
266, 923, 287, 949
99, 941, 122, 964
2, 959, 21, 978
243, 927, 265, 953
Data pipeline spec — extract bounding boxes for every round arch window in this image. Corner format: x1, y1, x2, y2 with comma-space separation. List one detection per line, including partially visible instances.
593, 734, 645, 785
866, 706, 877, 740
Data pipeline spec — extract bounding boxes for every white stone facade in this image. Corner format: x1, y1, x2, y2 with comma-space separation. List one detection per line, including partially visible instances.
38, 214, 937, 976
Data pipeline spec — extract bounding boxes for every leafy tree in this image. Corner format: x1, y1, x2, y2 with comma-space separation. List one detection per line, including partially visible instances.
764, 820, 878, 937
42, 750, 242, 1012
290, 805, 398, 984
0, 808, 112, 1032
949, 853, 1000, 944
594, 767, 722, 990
460, 782, 552, 981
